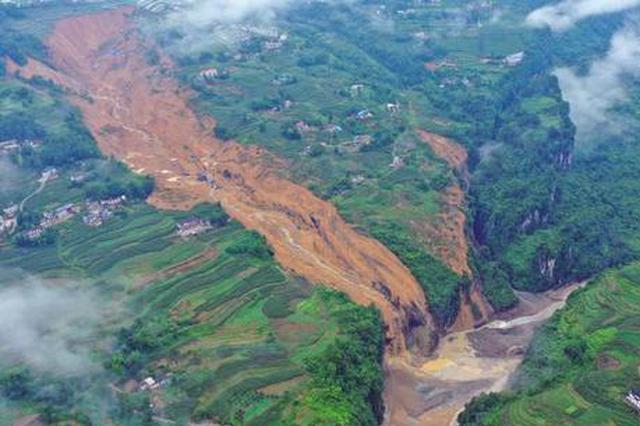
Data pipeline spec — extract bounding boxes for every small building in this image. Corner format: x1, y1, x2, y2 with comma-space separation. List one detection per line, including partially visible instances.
625, 389, 640, 413
200, 68, 219, 82
386, 102, 400, 113
353, 135, 373, 147
350, 84, 365, 97
504, 51, 525, 67
356, 109, 373, 120
140, 376, 160, 391
3, 205, 18, 218
324, 124, 343, 134
39, 168, 59, 184
390, 155, 404, 169
295, 121, 314, 133
177, 218, 213, 238
24, 226, 44, 240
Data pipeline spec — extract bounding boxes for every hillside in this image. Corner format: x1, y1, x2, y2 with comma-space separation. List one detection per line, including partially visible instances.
1, 0, 640, 425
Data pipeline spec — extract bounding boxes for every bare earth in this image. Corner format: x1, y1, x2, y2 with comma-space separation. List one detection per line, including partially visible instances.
8, 7, 437, 357
6, 7, 585, 426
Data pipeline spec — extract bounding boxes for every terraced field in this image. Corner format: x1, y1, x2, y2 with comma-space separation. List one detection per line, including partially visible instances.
0, 198, 383, 425
461, 263, 640, 425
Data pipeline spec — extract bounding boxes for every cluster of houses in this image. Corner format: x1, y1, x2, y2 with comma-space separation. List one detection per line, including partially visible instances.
176, 218, 213, 238
19, 196, 127, 241
83, 195, 127, 227
0, 139, 40, 155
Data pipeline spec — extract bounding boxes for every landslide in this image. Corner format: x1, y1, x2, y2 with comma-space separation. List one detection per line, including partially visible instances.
16, 7, 434, 355
417, 130, 491, 331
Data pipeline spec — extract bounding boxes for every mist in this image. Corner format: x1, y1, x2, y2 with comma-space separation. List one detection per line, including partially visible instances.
553, 21, 640, 141
0, 270, 103, 376
526, 0, 640, 31
168, 0, 294, 26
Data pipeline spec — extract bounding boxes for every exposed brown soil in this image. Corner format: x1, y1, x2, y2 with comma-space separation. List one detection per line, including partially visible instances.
414, 130, 471, 277
11, 7, 435, 356
415, 130, 491, 331
597, 353, 621, 371
418, 130, 468, 172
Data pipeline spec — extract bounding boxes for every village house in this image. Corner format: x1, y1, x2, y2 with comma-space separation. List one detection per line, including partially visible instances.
0, 139, 41, 155
1, 204, 19, 235
24, 226, 44, 240
350, 84, 365, 97
504, 51, 525, 67
386, 102, 400, 113
626, 389, 640, 413
83, 196, 126, 227
177, 218, 213, 238
390, 155, 404, 170
295, 121, 315, 133
324, 124, 343, 134
351, 175, 366, 185
0, 215, 17, 235
0, 139, 20, 154
200, 68, 219, 82
41, 203, 80, 228
356, 109, 373, 120
39, 167, 59, 184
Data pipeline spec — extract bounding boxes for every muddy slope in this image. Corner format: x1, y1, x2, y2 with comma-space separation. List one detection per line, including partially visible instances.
417, 130, 491, 331
11, 8, 435, 355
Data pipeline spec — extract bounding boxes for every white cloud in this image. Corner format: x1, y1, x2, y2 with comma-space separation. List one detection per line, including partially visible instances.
166, 0, 295, 27
0, 271, 103, 376
554, 22, 640, 140
526, 0, 640, 31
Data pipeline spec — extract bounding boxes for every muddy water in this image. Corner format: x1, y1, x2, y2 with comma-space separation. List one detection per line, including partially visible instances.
383, 282, 586, 426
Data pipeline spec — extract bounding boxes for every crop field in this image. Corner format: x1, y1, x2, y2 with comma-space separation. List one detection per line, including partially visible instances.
460, 262, 640, 425
1, 175, 382, 425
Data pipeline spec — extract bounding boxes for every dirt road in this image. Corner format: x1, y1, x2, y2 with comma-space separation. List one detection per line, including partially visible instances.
10, 7, 435, 357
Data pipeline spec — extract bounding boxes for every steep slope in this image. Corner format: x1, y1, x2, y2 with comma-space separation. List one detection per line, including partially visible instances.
11, 7, 434, 356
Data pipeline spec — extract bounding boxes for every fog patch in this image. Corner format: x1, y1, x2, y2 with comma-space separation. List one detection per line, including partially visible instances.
526, 0, 640, 31
0, 270, 104, 376
167, 0, 294, 26
553, 21, 640, 140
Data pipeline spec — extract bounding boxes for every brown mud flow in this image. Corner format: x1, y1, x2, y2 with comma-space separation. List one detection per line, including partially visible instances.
383, 282, 585, 426
9, 7, 436, 356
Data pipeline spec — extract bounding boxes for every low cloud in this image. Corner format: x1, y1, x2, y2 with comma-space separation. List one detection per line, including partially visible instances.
0, 270, 103, 376
172, 0, 294, 25
526, 0, 640, 31
553, 21, 640, 140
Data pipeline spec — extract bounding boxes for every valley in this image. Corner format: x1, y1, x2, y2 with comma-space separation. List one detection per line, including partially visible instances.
1, 0, 640, 425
